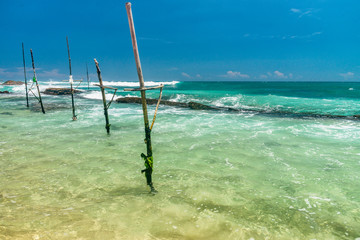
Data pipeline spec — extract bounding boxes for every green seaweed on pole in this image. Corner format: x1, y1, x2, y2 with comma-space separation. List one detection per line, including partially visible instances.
22, 43, 29, 108
125, 2, 164, 193
94, 59, 118, 134
29, 49, 45, 114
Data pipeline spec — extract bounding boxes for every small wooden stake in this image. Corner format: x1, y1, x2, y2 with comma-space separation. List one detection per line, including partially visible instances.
66, 36, 77, 121
30, 49, 45, 114
22, 42, 29, 108
86, 63, 90, 90
94, 59, 118, 134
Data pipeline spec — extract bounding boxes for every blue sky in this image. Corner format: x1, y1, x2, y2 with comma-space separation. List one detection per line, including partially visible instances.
0, 0, 359, 82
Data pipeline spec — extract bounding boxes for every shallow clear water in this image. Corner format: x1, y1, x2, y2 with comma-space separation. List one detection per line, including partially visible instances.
1, 81, 360, 239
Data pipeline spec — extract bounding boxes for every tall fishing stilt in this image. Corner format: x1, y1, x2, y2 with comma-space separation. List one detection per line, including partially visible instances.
30, 49, 45, 114
22, 42, 29, 108
94, 59, 118, 134
86, 63, 90, 90
125, 2, 164, 193
66, 36, 77, 121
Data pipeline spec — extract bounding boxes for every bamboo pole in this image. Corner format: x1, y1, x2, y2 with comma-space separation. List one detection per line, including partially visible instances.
150, 87, 163, 131
22, 42, 29, 108
94, 59, 111, 134
86, 63, 90, 90
66, 36, 77, 121
125, 2, 156, 193
30, 49, 45, 114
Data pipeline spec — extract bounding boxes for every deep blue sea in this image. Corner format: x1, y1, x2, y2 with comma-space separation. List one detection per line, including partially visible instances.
1, 80, 360, 239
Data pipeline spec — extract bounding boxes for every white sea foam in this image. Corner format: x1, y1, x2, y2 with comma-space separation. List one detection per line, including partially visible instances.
213, 95, 243, 108
309, 196, 331, 202
95, 81, 179, 87
80, 91, 119, 101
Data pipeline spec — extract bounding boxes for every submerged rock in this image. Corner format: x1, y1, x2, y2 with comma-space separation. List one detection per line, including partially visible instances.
0, 91, 10, 94
30, 103, 70, 112
2, 80, 24, 85
0, 112, 13, 115
115, 96, 360, 121
188, 101, 219, 110
116, 97, 204, 109
43, 88, 81, 95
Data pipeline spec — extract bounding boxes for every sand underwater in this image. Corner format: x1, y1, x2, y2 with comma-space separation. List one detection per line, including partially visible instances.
1, 81, 360, 239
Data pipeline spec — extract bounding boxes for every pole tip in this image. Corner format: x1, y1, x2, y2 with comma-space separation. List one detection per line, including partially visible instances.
125, 2, 131, 7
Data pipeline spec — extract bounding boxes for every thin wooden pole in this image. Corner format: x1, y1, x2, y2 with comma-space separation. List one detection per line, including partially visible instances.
94, 59, 111, 134
126, 2, 156, 193
150, 87, 163, 131
30, 49, 45, 114
86, 63, 90, 90
22, 42, 29, 108
66, 36, 77, 121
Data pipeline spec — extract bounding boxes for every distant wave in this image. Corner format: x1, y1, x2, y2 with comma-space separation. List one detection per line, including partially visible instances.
97, 81, 179, 87
80, 91, 118, 101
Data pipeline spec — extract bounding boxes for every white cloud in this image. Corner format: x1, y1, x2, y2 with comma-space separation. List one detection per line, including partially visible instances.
259, 74, 268, 79
242, 32, 322, 41
311, 32, 322, 36
339, 72, 354, 78
181, 72, 191, 78
272, 70, 293, 79
222, 71, 250, 79
181, 72, 201, 79
289, 31, 322, 40
290, 8, 321, 19
0, 67, 66, 80
290, 8, 301, 13
290, 8, 318, 18
0, 67, 29, 78
274, 70, 285, 78
39, 69, 66, 78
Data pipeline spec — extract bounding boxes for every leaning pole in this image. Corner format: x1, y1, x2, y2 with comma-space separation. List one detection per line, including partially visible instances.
30, 49, 45, 114
22, 43, 29, 107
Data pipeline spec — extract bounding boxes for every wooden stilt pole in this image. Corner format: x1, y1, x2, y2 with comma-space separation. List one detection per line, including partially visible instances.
30, 49, 45, 114
94, 59, 118, 134
66, 36, 77, 121
86, 63, 90, 90
22, 42, 29, 108
125, 2, 163, 193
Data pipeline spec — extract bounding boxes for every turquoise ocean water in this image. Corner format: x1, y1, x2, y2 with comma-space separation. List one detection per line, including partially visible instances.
1, 81, 360, 239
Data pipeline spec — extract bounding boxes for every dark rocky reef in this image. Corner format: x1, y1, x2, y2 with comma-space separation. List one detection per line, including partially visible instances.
116, 96, 360, 121
2, 80, 24, 85
0, 91, 10, 94
115, 97, 218, 110
43, 88, 81, 95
